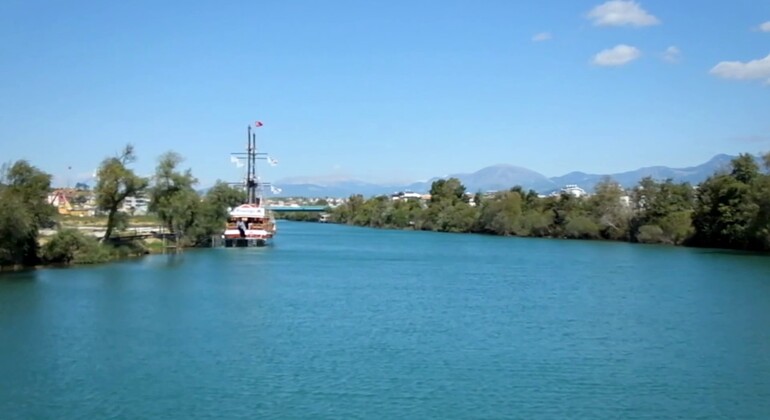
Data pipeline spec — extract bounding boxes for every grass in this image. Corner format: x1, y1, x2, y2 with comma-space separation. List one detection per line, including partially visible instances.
59, 215, 162, 228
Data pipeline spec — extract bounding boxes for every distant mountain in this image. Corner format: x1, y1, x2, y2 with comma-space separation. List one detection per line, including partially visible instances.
550, 154, 737, 192
455, 164, 557, 193
275, 181, 399, 198
262, 154, 746, 198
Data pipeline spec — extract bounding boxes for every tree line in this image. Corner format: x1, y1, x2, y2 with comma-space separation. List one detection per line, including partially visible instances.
330, 153, 770, 252
0, 145, 246, 268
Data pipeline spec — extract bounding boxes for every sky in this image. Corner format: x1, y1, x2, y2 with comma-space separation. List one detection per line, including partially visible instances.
1, 0, 769, 188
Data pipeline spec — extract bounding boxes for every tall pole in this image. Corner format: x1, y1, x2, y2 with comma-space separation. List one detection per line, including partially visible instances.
252, 132, 257, 204
247, 125, 254, 204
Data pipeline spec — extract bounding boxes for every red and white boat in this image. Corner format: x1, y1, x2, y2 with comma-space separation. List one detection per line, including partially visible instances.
223, 203, 276, 247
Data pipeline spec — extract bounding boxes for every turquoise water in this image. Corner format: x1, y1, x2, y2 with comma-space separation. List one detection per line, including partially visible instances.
2, 222, 770, 419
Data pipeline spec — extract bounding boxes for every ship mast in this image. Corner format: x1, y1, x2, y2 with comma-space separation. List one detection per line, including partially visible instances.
231, 123, 271, 205
246, 125, 257, 204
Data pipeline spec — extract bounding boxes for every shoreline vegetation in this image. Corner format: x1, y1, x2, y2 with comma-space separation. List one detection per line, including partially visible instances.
3, 151, 770, 272
1, 145, 246, 272
317, 153, 770, 253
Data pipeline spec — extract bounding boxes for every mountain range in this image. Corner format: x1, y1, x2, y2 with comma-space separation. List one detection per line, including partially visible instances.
270, 154, 741, 198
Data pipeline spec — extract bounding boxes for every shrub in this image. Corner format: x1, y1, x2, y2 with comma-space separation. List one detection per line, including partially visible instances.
42, 229, 111, 265
636, 224, 666, 244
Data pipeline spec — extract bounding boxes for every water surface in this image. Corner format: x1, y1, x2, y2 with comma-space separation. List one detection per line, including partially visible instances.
2, 222, 770, 418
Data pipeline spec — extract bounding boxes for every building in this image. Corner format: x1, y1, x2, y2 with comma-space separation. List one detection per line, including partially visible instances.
390, 191, 424, 201
122, 195, 150, 215
560, 184, 588, 198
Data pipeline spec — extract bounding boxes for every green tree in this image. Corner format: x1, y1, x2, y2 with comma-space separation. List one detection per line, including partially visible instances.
3, 160, 56, 228
41, 229, 110, 265
691, 156, 761, 249
0, 197, 35, 266
429, 178, 466, 203
187, 182, 247, 246
425, 178, 475, 232
95, 145, 148, 242
545, 193, 582, 237
587, 177, 630, 240
148, 152, 200, 245
752, 163, 770, 249
478, 191, 522, 235
731, 153, 759, 184
0, 161, 55, 266
631, 177, 694, 245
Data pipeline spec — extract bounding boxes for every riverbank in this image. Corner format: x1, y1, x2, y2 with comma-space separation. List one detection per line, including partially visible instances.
1, 216, 178, 272
328, 158, 770, 254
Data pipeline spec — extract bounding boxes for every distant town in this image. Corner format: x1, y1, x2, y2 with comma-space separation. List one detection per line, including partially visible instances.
45, 182, 607, 218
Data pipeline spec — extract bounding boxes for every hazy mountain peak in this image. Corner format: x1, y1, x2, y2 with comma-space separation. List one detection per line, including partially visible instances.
265, 153, 744, 197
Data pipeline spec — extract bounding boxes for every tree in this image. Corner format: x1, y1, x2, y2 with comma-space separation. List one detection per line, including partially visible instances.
148, 152, 200, 245
187, 182, 248, 246
692, 173, 758, 249
731, 153, 759, 184
204, 181, 248, 210
429, 178, 466, 203
0, 161, 55, 266
94, 145, 148, 242
0, 197, 35, 266
631, 177, 694, 245
690, 154, 766, 249
588, 177, 630, 240
41, 229, 110, 265
425, 178, 475, 232
2, 160, 56, 228
478, 191, 522, 235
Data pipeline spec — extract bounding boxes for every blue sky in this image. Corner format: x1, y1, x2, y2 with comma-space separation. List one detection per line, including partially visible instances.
1, 0, 769, 187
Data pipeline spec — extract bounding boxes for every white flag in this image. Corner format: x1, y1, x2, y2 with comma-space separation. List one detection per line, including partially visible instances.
230, 155, 244, 168
270, 185, 282, 194
267, 156, 278, 167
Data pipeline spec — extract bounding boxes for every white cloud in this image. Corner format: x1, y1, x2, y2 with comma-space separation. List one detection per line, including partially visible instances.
710, 54, 770, 84
663, 46, 681, 63
592, 44, 641, 66
759, 21, 770, 32
587, 0, 660, 27
532, 32, 552, 42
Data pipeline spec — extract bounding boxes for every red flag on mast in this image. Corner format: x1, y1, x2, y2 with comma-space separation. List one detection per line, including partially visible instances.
255, 121, 263, 127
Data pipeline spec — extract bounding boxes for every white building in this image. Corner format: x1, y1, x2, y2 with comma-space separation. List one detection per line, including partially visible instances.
122, 196, 150, 215
391, 191, 424, 201
560, 184, 588, 198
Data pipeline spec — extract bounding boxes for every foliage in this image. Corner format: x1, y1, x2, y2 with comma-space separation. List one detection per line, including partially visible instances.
0, 196, 36, 267
691, 160, 760, 249
276, 211, 325, 222
5, 150, 770, 270
185, 182, 248, 246
636, 225, 665, 244
41, 229, 111, 265
148, 152, 200, 246
94, 145, 148, 242
630, 177, 694, 245
478, 191, 522, 235
135, 152, 770, 253
0, 161, 55, 267
587, 177, 630, 240
429, 178, 466, 203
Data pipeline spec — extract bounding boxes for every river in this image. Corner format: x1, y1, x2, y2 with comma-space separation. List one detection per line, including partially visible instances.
2, 221, 770, 419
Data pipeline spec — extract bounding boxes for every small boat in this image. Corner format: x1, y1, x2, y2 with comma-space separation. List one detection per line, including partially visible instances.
220, 122, 277, 247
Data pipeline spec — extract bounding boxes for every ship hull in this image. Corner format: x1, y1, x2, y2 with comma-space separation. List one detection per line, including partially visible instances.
223, 237, 271, 247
